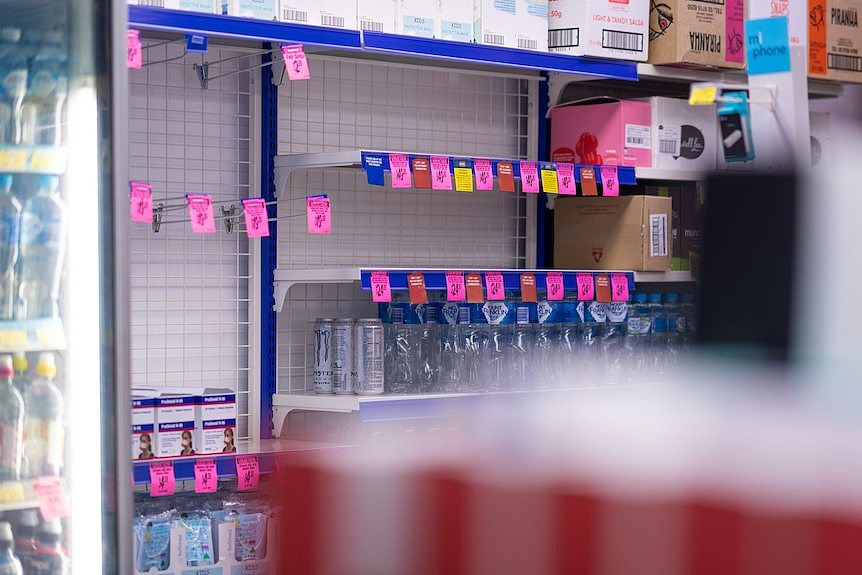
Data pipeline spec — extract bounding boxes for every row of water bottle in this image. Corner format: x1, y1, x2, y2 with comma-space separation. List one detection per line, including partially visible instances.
0, 174, 67, 321
378, 292, 695, 392
0, 27, 68, 147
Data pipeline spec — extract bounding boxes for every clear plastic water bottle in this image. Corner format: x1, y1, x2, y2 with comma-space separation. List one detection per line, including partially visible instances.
437, 301, 463, 393
624, 293, 651, 379
414, 303, 439, 393
0, 176, 21, 320
534, 300, 561, 389
13, 511, 37, 575
508, 301, 534, 391
479, 300, 510, 393
23, 353, 63, 478
380, 301, 413, 394
0, 355, 23, 481
559, 299, 583, 387
581, 301, 606, 382
681, 293, 696, 348
462, 303, 486, 393
0, 29, 27, 145
0, 522, 22, 575
663, 293, 682, 368
603, 301, 628, 383
18, 176, 67, 320
29, 520, 68, 575
21, 32, 67, 147
647, 293, 666, 375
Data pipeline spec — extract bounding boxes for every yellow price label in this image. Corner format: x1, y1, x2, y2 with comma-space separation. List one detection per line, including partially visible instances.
0, 149, 28, 171
30, 150, 58, 172
0, 482, 25, 504
454, 167, 474, 192
689, 85, 718, 106
541, 169, 558, 194
0, 329, 29, 351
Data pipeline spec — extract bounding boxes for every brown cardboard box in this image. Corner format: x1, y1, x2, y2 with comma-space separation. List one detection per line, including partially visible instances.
648, 0, 746, 69
645, 185, 682, 270
680, 183, 706, 271
554, 196, 673, 272
809, 0, 862, 83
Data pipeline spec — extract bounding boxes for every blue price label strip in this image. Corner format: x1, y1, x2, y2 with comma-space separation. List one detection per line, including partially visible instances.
186, 34, 208, 53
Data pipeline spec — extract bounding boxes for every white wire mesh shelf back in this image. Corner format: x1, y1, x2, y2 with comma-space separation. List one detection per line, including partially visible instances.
128, 38, 254, 439
276, 56, 537, 395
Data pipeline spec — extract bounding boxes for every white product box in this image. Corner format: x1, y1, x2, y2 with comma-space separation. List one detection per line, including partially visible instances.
397, 0, 437, 38
358, 0, 397, 33
474, 0, 548, 51
279, 0, 317, 23
748, 0, 806, 47
155, 393, 199, 458
131, 391, 157, 461
548, 0, 648, 60
158, 0, 217, 13
646, 97, 717, 173
319, 0, 357, 28
223, 0, 278, 19
437, 0, 473, 42
197, 388, 238, 454
809, 111, 830, 169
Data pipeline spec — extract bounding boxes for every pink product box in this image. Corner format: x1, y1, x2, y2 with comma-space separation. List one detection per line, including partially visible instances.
550, 97, 652, 168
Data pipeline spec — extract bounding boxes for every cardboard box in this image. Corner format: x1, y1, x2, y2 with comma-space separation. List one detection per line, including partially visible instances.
645, 185, 682, 269
554, 196, 673, 271
680, 184, 705, 271
131, 391, 157, 461
359, 0, 397, 32
197, 388, 238, 454
550, 97, 652, 167
222, 0, 277, 19
646, 96, 717, 173
279, 0, 317, 23
748, 0, 807, 46
438, 0, 474, 42
809, 0, 862, 83
155, 393, 199, 458
397, 0, 436, 38
548, 0, 649, 61
648, 0, 746, 68
474, 0, 549, 51
319, 0, 357, 28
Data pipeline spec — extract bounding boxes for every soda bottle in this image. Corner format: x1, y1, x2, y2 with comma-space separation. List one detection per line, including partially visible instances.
0, 29, 27, 145
0, 521, 22, 575
23, 353, 63, 478
0, 355, 23, 481
28, 520, 68, 575
534, 300, 561, 389
18, 176, 67, 320
559, 298, 583, 387
437, 301, 463, 393
0, 175, 21, 320
13, 511, 37, 575
20, 32, 67, 147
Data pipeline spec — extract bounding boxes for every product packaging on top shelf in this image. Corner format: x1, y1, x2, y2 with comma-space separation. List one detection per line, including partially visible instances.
438, 0, 474, 42
278, 0, 317, 24
358, 0, 397, 33
645, 96, 717, 173
396, 0, 437, 38
152, 0, 217, 12
197, 388, 238, 455
221, 0, 277, 19
548, 0, 650, 61
132, 390, 157, 461
554, 195, 673, 271
550, 97, 652, 167
648, 0, 746, 68
474, 0, 549, 51
154, 392, 199, 458
748, 0, 807, 46
319, 0, 358, 28
809, 0, 862, 83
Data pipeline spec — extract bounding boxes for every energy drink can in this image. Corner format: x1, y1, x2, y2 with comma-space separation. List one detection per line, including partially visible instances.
332, 319, 355, 395
313, 319, 335, 394
354, 318, 384, 395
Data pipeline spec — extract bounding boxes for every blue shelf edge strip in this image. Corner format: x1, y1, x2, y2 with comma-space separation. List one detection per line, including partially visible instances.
359, 270, 636, 294
360, 152, 637, 187
133, 453, 277, 485
127, 7, 637, 81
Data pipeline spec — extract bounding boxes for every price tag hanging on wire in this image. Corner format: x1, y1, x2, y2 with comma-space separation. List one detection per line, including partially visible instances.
485, 271, 505, 301
187, 195, 216, 234
242, 198, 270, 238
127, 30, 142, 69
129, 181, 153, 223
281, 45, 310, 80
306, 195, 331, 234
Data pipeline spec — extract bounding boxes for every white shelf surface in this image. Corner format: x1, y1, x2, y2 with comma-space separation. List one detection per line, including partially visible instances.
634, 271, 695, 283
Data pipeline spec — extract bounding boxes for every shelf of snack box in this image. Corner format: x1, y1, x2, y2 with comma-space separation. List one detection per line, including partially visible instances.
0, 476, 67, 513
0, 319, 67, 353
131, 438, 348, 485
128, 6, 637, 81
273, 268, 637, 313
0, 146, 67, 175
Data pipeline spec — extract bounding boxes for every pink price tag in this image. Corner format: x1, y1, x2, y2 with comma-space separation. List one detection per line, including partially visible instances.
370, 271, 392, 303
473, 159, 493, 191
194, 458, 218, 494
600, 166, 619, 197
187, 195, 216, 234
306, 196, 332, 234
485, 271, 505, 301
576, 273, 595, 301
149, 461, 175, 497
33, 477, 70, 521
445, 271, 466, 302
556, 163, 577, 195
611, 273, 630, 302
520, 161, 539, 193
242, 198, 270, 238
236, 455, 260, 491
129, 181, 153, 223
389, 153, 412, 188
546, 272, 564, 301
430, 156, 453, 190
281, 45, 310, 80
127, 30, 142, 69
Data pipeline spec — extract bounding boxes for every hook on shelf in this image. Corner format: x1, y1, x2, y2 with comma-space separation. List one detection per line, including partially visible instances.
152, 204, 165, 234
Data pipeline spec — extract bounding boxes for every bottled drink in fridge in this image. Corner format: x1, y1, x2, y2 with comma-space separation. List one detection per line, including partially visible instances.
0, 28, 27, 145
0, 355, 23, 481
581, 301, 607, 382
354, 318, 384, 396
508, 301, 534, 391
624, 293, 651, 379
0, 175, 21, 320
13, 511, 37, 575
664, 293, 682, 368
559, 299, 583, 386
462, 303, 486, 393
380, 302, 416, 394
437, 301, 464, 393
23, 353, 63, 478
603, 302, 628, 383
413, 303, 439, 393
479, 300, 511, 393
0, 522, 21, 575
534, 300, 561, 389
20, 32, 67, 147
28, 520, 67, 575
681, 293, 696, 346
11, 353, 28, 397
18, 176, 67, 320
647, 293, 665, 375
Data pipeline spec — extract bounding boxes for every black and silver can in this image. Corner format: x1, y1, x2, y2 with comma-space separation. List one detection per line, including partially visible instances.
332, 319, 355, 395
354, 318, 384, 395
313, 318, 335, 394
